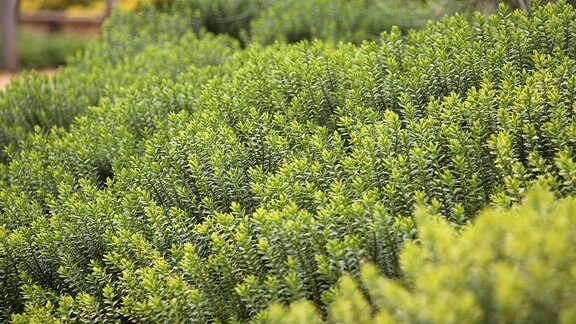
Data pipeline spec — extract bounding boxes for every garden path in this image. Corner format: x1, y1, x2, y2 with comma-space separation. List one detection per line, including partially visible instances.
0, 69, 56, 91
0, 71, 18, 91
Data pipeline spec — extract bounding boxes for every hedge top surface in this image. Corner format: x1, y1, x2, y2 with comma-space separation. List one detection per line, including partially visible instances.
1, 0, 576, 322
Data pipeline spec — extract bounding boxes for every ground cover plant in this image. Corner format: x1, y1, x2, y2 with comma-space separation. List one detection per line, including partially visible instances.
1, 0, 576, 322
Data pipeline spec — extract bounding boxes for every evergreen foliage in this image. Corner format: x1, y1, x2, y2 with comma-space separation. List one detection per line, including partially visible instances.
1, 0, 576, 322
260, 186, 576, 323
245, 0, 432, 44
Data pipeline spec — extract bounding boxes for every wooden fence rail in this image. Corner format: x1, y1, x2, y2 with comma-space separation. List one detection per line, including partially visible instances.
18, 11, 105, 35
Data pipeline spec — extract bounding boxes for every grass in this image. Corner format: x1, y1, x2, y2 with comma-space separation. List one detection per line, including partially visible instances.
2, 29, 95, 70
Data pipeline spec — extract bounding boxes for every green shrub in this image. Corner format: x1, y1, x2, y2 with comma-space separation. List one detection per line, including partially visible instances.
0, 27, 239, 163
178, 0, 272, 41
0, 0, 576, 322
246, 0, 433, 44
0, 0, 553, 164
259, 186, 576, 323
154, 0, 472, 46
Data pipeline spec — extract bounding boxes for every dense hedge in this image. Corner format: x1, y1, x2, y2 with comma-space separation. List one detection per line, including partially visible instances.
1, 0, 576, 322
154, 0, 465, 45
0, 25, 238, 163
260, 186, 576, 323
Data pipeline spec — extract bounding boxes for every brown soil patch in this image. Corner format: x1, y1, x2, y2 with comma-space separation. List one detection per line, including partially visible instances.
0, 69, 57, 92
0, 71, 19, 91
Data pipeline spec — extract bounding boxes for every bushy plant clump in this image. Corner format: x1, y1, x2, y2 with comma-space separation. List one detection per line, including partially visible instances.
0, 0, 533, 164
1, 0, 576, 322
260, 186, 576, 323
150, 0, 469, 45
0, 9, 238, 163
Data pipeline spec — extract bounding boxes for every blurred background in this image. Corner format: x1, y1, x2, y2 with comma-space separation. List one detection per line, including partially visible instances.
1, 0, 129, 71
0, 0, 572, 74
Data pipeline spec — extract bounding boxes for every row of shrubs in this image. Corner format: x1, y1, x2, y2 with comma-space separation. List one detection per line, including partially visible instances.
0, 0, 560, 162
1, 0, 576, 322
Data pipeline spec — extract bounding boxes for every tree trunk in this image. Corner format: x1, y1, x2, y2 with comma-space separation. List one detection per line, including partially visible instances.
1, 0, 18, 71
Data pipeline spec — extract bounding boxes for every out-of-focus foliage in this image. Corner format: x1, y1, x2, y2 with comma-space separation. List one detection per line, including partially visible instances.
246, 0, 431, 44
0, 0, 575, 322
9, 30, 93, 69
19, 0, 560, 29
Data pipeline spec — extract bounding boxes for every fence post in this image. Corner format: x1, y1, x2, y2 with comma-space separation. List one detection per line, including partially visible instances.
105, 0, 117, 18
1, 0, 18, 71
